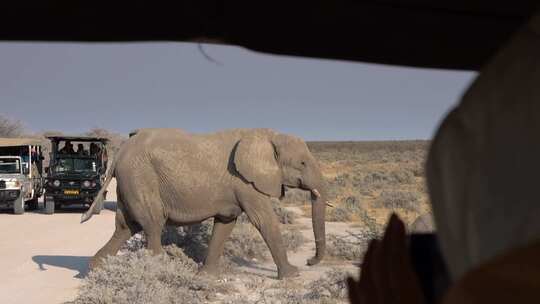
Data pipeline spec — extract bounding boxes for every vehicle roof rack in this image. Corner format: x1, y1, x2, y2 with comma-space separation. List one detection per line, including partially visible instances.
46, 136, 109, 143
0, 138, 43, 147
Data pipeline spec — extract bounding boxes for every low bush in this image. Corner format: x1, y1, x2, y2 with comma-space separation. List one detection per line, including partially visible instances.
282, 227, 307, 252
224, 223, 268, 263
376, 190, 421, 211
326, 196, 363, 222
326, 206, 352, 222
305, 269, 350, 300
327, 234, 364, 261
327, 210, 381, 261
281, 188, 311, 205
272, 201, 297, 224
343, 196, 362, 213
356, 169, 415, 191
263, 269, 350, 304
162, 223, 211, 263
72, 247, 226, 304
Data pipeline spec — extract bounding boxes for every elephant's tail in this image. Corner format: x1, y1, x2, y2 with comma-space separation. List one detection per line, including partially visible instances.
81, 159, 116, 223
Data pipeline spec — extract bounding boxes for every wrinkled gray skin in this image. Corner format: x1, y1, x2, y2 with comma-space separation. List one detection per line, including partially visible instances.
82, 128, 327, 279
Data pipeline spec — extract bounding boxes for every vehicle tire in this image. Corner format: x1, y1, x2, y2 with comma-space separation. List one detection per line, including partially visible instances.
44, 197, 55, 215
13, 194, 24, 215
27, 198, 38, 211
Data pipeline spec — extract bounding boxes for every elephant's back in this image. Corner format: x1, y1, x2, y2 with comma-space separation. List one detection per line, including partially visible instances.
130, 128, 190, 146
113, 128, 192, 181
123, 127, 231, 191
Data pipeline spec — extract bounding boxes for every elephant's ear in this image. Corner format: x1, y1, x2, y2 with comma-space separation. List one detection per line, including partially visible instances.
234, 135, 282, 197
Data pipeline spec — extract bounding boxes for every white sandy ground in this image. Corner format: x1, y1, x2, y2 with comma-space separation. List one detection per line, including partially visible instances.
0, 180, 359, 304
0, 180, 117, 304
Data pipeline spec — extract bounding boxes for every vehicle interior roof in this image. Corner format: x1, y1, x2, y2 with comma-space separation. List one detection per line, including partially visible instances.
1, 1, 538, 70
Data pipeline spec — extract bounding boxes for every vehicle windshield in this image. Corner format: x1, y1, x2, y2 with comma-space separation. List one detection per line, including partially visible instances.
54, 158, 96, 173
0, 158, 21, 174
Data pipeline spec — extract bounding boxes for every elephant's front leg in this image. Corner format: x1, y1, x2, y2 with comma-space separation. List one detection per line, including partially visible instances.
200, 218, 236, 274
239, 192, 299, 279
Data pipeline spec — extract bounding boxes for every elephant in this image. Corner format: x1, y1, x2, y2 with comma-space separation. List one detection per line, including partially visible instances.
81, 128, 328, 279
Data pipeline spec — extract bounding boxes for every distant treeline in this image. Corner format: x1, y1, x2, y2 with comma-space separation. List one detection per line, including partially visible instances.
0, 114, 127, 165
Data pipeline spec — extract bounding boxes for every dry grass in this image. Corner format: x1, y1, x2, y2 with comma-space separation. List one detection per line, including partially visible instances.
272, 199, 298, 224
376, 190, 421, 212
305, 140, 430, 227
71, 247, 351, 304
71, 247, 216, 304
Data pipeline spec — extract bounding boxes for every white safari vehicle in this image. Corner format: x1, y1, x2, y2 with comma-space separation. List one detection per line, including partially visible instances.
0, 138, 44, 214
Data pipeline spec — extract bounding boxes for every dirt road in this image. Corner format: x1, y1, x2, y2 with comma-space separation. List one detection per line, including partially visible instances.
0, 181, 117, 304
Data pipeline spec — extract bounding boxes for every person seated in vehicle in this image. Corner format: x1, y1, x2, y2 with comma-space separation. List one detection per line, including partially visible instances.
89, 143, 100, 156
21, 152, 30, 164
59, 141, 75, 154
77, 143, 88, 155
30, 147, 38, 162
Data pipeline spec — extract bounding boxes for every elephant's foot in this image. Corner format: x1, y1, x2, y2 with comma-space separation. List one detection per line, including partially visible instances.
88, 256, 105, 272
277, 264, 299, 279
197, 264, 220, 277
307, 255, 322, 266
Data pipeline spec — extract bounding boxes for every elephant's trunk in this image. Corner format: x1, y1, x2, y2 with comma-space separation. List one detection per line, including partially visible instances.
307, 182, 327, 266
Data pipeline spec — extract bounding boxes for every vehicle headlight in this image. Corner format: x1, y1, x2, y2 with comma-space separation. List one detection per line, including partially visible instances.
53, 180, 61, 187
82, 180, 91, 188
6, 181, 21, 188
91, 181, 97, 188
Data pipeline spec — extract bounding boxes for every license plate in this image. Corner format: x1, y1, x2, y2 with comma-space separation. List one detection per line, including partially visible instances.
64, 189, 79, 195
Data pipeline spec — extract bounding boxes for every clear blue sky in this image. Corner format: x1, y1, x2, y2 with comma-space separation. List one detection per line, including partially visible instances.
0, 42, 476, 140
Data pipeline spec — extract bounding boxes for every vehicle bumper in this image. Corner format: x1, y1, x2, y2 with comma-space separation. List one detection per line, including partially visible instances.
45, 188, 99, 204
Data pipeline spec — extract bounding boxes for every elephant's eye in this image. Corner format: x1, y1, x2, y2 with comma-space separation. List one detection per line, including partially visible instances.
301, 161, 306, 166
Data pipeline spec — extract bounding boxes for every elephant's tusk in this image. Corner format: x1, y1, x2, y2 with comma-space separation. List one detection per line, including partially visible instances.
325, 201, 335, 208
311, 189, 321, 198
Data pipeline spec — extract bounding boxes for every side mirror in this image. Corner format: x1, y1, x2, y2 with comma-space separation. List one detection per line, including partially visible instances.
45, 167, 49, 174
23, 166, 29, 175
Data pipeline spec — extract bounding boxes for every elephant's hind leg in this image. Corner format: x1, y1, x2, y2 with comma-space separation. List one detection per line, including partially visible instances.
89, 203, 136, 270
201, 218, 237, 275
143, 222, 166, 256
